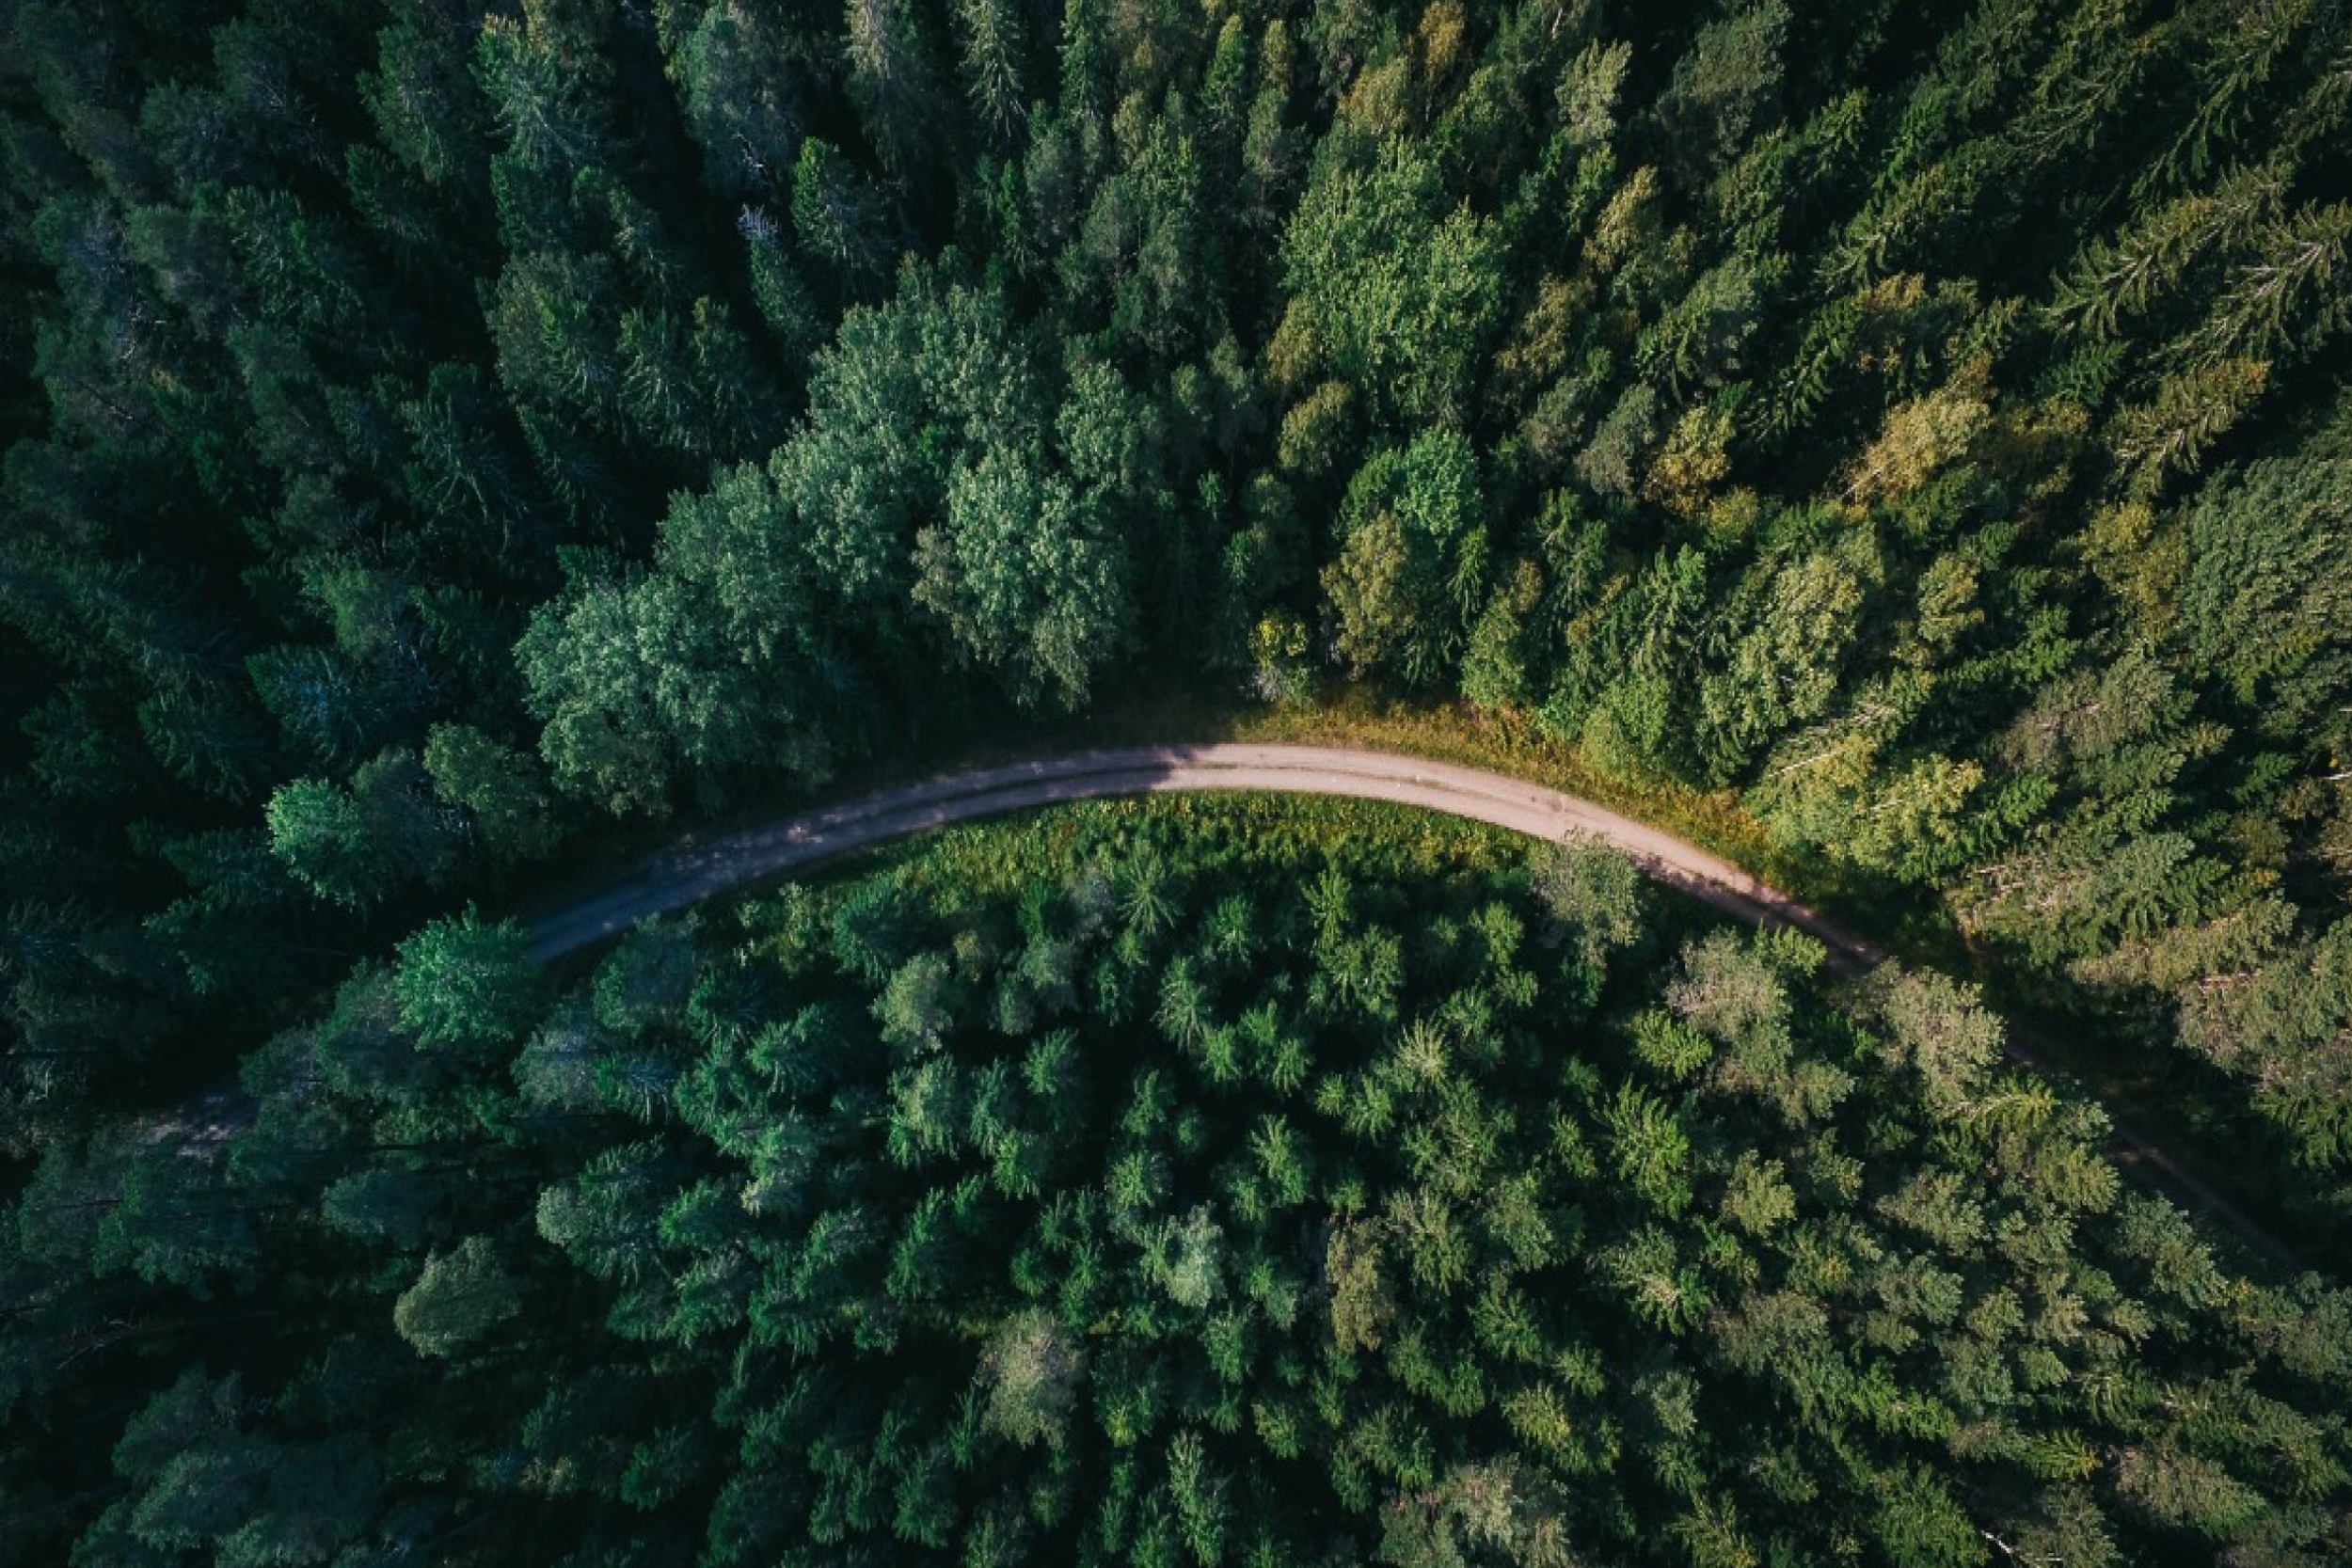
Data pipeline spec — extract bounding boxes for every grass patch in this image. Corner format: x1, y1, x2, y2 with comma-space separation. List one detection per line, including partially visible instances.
817, 790, 1534, 897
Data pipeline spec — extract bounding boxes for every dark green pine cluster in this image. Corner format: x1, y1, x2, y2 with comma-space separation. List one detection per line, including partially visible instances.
17, 805, 2352, 1564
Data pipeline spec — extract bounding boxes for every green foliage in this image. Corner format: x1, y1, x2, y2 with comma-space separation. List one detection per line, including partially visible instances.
265, 748, 456, 911
980, 1307, 1082, 1449
1323, 431, 1487, 687
914, 443, 1132, 710
424, 723, 561, 863
393, 1235, 521, 1360
4, 0, 2349, 1189
1277, 140, 1502, 429
393, 909, 543, 1055
12, 802, 2352, 1562
8, 0, 2352, 1558
1534, 835, 1649, 974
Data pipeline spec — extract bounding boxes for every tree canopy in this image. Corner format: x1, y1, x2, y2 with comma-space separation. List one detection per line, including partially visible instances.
10, 798, 2349, 1564
4, 0, 2352, 1559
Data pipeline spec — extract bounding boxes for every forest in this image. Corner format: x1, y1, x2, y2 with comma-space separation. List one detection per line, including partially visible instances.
10, 799, 2352, 1563
2, 0, 2349, 1561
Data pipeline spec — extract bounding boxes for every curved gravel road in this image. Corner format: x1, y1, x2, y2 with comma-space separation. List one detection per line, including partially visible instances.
522, 742, 2293, 1266
527, 745, 1880, 963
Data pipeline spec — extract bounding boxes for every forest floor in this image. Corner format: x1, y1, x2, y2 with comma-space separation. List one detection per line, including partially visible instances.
516, 739, 2302, 1272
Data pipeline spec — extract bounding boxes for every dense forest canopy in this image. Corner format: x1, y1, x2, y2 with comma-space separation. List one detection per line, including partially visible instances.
6, 0, 2352, 1199
11, 799, 2352, 1564
3, 0, 2352, 1560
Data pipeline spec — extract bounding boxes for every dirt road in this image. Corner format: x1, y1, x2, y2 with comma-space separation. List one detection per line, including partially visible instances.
526, 744, 1881, 963
521, 742, 2294, 1266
